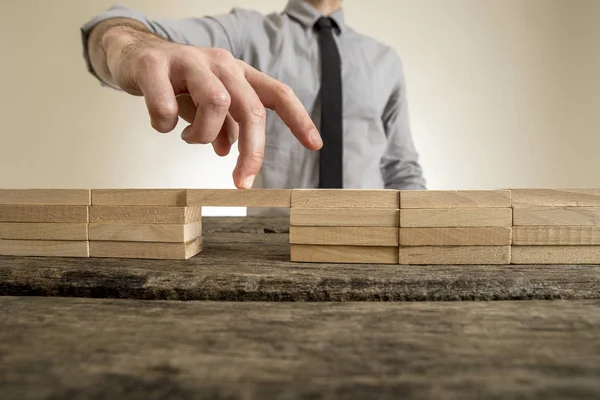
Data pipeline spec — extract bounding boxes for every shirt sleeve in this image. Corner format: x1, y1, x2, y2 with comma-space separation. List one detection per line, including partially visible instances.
380, 52, 427, 190
80, 3, 254, 84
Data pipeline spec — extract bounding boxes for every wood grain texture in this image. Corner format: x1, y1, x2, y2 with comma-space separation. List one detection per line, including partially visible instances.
89, 206, 201, 224
399, 246, 511, 265
512, 226, 600, 246
290, 226, 398, 246
89, 238, 202, 260
512, 188, 600, 207
291, 189, 399, 209
291, 245, 398, 264
0, 222, 88, 241
2, 297, 600, 400
0, 239, 89, 257
89, 221, 202, 243
91, 189, 187, 206
400, 190, 510, 209
513, 207, 600, 226
512, 246, 600, 264
290, 208, 399, 227
399, 227, 512, 246
0, 205, 89, 223
400, 208, 512, 227
186, 189, 291, 207
0, 189, 90, 205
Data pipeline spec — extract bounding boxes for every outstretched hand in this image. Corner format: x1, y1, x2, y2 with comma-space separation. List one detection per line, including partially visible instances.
103, 26, 322, 188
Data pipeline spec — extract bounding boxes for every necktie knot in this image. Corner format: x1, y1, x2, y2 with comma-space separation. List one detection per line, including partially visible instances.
315, 17, 334, 30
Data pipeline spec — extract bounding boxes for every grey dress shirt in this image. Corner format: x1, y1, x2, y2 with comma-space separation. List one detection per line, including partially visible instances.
81, 0, 427, 208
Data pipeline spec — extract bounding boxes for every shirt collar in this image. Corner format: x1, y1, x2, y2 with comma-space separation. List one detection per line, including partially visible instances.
284, 0, 345, 34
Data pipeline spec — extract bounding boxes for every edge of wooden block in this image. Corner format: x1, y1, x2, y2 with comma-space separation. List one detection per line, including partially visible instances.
398, 246, 511, 265
0, 189, 91, 205
399, 227, 512, 246
89, 205, 201, 224
400, 190, 511, 209
91, 189, 188, 206
88, 221, 202, 243
0, 239, 90, 257
0, 222, 89, 241
511, 246, 600, 264
290, 226, 398, 246
89, 237, 203, 260
290, 244, 399, 264
511, 188, 600, 207
399, 208, 513, 227
290, 208, 399, 227
186, 189, 291, 207
291, 189, 399, 209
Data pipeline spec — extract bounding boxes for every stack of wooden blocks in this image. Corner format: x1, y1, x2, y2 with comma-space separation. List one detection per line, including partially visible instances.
2, 187, 600, 265
398, 190, 513, 264
0, 189, 203, 260
511, 189, 600, 264
0, 190, 91, 257
88, 189, 202, 260
289, 190, 400, 264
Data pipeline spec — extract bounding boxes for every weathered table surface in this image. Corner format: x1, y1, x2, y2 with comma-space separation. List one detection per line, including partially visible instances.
1, 217, 599, 301
2, 218, 600, 399
1, 296, 599, 400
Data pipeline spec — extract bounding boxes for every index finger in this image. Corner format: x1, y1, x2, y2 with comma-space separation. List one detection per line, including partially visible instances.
242, 63, 323, 151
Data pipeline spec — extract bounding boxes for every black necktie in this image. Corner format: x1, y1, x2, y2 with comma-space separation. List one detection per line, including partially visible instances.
315, 17, 343, 188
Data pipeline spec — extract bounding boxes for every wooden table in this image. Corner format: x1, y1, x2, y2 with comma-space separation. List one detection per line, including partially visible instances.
1, 217, 599, 399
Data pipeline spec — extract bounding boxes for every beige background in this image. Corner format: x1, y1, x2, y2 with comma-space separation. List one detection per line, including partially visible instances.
0, 0, 599, 215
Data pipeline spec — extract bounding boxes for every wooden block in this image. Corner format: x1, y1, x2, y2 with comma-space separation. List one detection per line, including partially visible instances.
89, 221, 202, 243
0, 189, 90, 205
513, 207, 600, 226
400, 190, 510, 209
0, 205, 89, 223
398, 246, 510, 265
92, 189, 187, 206
0, 239, 89, 257
511, 246, 600, 264
291, 189, 399, 209
290, 245, 398, 264
290, 226, 398, 246
0, 223, 88, 240
399, 227, 512, 246
290, 209, 399, 227
186, 189, 291, 207
511, 189, 600, 207
512, 226, 600, 245
89, 206, 201, 224
400, 208, 512, 227
89, 238, 202, 260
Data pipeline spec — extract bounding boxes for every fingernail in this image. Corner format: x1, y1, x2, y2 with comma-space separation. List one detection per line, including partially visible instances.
242, 175, 255, 189
310, 129, 323, 147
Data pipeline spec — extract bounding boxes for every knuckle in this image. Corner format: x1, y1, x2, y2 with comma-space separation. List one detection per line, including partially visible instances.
151, 103, 178, 121
248, 105, 267, 122
206, 90, 231, 112
210, 48, 235, 63
135, 50, 164, 70
276, 83, 295, 99
178, 46, 205, 65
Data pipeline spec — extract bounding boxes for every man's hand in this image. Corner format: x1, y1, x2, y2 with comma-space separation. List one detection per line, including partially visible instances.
89, 20, 322, 189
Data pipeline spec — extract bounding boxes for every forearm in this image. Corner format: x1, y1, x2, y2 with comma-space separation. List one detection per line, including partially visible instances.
87, 18, 161, 88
